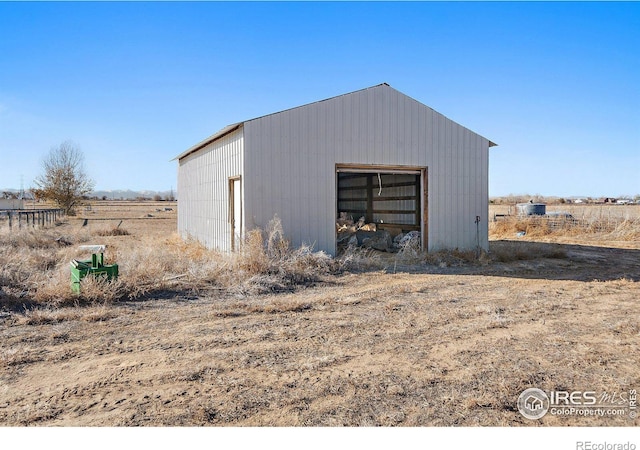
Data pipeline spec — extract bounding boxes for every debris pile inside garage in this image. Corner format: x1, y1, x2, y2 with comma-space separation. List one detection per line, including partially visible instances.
336, 212, 421, 253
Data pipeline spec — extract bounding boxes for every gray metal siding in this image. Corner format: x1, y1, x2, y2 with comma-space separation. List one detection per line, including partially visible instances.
177, 127, 244, 252
243, 84, 490, 255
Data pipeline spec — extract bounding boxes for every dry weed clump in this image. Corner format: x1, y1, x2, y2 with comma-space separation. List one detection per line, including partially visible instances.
490, 215, 640, 241
97, 227, 130, 236
0, 216, 340, 308
389, 244, 483, 268
606, 218, 640, 240
231, 216, 338, 295
390, 239, 568, 268
423, 248, 480, 266
394, 234, 423, 262
490, 216, 555, 239
336, 245, 384, 271
0, 228, 91, 305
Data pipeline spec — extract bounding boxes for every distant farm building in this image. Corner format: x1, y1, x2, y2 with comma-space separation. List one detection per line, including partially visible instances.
0, 198, 24, 210
175, 83, 496, 255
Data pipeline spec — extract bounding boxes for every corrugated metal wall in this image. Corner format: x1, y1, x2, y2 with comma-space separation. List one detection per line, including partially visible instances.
243, 84, 490, 255
177, 127, 244, 252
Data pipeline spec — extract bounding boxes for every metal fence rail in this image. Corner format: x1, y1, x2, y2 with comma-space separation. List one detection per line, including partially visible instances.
0, 209, 65, 230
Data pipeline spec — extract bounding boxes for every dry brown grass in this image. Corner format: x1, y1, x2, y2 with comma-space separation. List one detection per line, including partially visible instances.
1, 270, 637, 426
1, 201, 638, 426
490, 213, 640, 243
0, 215, 339, 308
230, 217, 340, 295
386, 239, 567, 269
96, 227, 131, 236
4, 210, 621, 309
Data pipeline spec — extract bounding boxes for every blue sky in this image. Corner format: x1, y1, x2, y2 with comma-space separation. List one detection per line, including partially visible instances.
0, 1, 638, 197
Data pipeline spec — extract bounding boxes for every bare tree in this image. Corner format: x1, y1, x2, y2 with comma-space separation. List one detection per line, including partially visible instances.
32, 141, 95, 215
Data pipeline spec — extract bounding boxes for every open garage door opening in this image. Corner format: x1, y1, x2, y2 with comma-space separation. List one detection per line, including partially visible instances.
336, 165, 427, 253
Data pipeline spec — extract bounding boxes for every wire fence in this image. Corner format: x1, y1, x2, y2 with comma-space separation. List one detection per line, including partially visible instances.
491, 213, 640, 238
491, 204, 640, 221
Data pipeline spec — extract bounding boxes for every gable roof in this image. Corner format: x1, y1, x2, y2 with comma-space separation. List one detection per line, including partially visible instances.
174, 83, 496, 161
174, 123, 242, 161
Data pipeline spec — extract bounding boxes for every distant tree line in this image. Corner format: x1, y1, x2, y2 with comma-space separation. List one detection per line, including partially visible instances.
77, 195, 176, 201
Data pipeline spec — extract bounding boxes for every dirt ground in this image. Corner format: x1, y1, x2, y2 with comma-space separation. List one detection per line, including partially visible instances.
0, 202, 638, 426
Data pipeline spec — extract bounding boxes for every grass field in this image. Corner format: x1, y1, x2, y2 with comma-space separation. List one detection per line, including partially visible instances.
0, 201, 638, 426
489, 203, 640, 247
